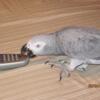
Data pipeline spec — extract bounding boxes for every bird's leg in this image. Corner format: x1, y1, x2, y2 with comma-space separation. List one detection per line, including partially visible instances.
58, 59, 85, 80
58, 59, 86, 80
67, 59, 85, 71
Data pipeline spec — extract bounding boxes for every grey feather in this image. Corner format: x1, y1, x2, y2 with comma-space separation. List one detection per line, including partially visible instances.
56, 27, 100, 60
22, 26, 100, 78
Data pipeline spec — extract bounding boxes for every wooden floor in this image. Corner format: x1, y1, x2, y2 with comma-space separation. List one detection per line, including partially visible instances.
0, 0, 100, 100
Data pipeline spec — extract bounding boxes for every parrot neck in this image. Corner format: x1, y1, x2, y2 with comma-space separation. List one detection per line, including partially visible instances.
53, 33, 65, 55
39, 32, 64, 56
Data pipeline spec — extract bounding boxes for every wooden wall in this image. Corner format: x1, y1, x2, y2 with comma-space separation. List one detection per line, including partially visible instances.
0, 0, 100, 53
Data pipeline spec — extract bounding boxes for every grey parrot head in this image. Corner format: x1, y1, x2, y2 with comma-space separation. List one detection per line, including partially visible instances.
21, 33, 60, 58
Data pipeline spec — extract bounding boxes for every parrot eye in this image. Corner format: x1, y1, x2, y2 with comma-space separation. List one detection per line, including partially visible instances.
34, 41, 46, 49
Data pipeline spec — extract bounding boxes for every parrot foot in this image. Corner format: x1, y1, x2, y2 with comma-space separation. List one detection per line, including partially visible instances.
44, 60, 55, 68
76, 64, 88, 72
45, 58, 87, 80
44, 56, 68, 67
44, 59, 71, 80
44, 58, 68, 69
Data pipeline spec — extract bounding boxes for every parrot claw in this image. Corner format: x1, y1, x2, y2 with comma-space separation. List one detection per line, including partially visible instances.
50, 64, 54, 68
77, 67, 86, 72
76, 64, 88, 72
44, 58, 71, 80
44, 60, 49, 64
44, 60, 54, 68
44, 58, 88, 80
59, 69, 71, 81
44, 57, 72, 80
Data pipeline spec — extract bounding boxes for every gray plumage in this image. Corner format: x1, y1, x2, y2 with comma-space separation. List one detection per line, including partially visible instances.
56, 27, 100, 60
21, 26, 100, 79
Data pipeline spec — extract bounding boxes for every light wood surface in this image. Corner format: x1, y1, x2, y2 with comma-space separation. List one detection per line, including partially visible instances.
0, 0, 100, 100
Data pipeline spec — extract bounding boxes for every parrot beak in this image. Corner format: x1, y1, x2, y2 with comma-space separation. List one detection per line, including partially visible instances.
21, 44, 36, 58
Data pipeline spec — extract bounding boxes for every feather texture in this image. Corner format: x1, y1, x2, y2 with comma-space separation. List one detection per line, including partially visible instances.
56, 27, 100, 60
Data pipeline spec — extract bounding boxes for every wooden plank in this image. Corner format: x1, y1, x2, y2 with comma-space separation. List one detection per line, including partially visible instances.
0, 0, 100, 100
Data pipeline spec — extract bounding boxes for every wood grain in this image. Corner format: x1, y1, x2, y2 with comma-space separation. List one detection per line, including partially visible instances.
0, 0, 100, 100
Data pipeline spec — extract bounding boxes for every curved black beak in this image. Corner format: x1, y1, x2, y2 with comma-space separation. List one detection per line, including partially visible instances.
21, 44, 36, 58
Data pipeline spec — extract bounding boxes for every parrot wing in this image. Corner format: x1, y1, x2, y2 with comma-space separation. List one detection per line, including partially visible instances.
57, 27, 100, 60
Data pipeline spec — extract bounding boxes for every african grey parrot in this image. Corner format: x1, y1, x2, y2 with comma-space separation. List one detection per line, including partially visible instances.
21, 26, 100, 80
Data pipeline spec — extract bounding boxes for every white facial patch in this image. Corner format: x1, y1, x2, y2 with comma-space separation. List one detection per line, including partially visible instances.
27, 41, 46, 55
33, 41, 46, 49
